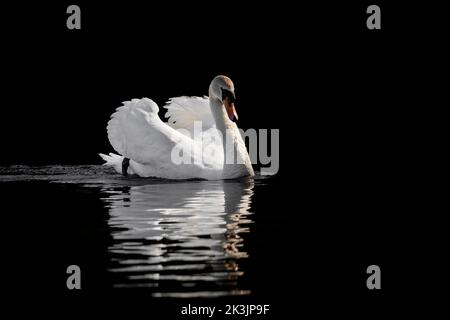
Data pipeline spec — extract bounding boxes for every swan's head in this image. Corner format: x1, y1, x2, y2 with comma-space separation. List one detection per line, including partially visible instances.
209, 75, 238, 121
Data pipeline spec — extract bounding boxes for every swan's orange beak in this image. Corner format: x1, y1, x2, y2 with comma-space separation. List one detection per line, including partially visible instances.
224, 97, 239, 122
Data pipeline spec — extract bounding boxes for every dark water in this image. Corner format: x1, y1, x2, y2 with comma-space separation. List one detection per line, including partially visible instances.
1, 165, 286, 299
105, 179, 255, 296
1, 165, 408, 318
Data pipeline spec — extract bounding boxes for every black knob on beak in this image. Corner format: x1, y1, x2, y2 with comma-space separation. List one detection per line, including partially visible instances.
221, 88, 236, 103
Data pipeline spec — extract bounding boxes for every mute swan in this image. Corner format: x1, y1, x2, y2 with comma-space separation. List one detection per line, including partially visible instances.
99, 75, 255, 180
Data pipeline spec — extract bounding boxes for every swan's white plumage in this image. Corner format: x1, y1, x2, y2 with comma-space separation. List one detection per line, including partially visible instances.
164, 96, 214, 133
100, 75, 254, 180
105, 97, 224, 180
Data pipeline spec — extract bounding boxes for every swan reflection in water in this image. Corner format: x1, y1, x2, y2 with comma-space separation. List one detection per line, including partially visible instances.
101, 178, 254, 297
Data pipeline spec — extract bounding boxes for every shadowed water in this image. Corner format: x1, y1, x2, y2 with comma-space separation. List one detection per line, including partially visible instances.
1, 165, 270, 298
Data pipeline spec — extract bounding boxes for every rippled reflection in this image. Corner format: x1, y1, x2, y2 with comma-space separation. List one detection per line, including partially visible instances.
101, 179, 254, 297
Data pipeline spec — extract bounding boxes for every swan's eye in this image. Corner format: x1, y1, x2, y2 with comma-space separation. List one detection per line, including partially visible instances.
221, 89, 236, 103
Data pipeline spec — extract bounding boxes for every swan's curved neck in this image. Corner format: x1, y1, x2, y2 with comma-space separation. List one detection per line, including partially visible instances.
209, 96, 233, 133
209, 96, 255, 178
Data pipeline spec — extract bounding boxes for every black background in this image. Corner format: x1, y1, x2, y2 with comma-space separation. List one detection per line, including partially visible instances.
3, 0, 418, 166
2, 0, 446, 318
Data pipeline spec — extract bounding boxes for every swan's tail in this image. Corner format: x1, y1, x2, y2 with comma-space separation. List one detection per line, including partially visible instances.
99, 152, 125, 174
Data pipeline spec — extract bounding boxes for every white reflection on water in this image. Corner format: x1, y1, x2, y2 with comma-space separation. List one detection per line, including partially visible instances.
101, 178, 254, 297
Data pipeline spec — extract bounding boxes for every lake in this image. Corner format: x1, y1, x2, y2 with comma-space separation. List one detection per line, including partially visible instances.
1, 164, 400, 318
0, 165, 289, 299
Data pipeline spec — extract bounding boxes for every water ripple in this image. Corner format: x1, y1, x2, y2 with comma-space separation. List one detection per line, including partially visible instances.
103, 179, 255, 297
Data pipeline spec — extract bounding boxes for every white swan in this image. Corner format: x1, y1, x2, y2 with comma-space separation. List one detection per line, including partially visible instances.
99, 75, 255, 180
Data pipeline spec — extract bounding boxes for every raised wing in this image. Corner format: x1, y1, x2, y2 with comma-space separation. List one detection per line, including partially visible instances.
106, 98, 222, 179
163, 96, 215, 132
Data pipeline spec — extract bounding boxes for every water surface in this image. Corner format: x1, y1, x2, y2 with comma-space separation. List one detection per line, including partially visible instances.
1, 165, 275, 298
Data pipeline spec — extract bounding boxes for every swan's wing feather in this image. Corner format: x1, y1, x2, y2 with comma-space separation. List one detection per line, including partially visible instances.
163, 96, 214, 130
107, 98, 183, 165
107, 98, 222, 179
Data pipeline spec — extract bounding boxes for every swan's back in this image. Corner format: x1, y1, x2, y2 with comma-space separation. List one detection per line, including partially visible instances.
105, 97, 224, 180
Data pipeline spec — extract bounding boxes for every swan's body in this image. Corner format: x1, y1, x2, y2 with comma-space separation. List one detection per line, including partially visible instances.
99, 76, 254, 180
